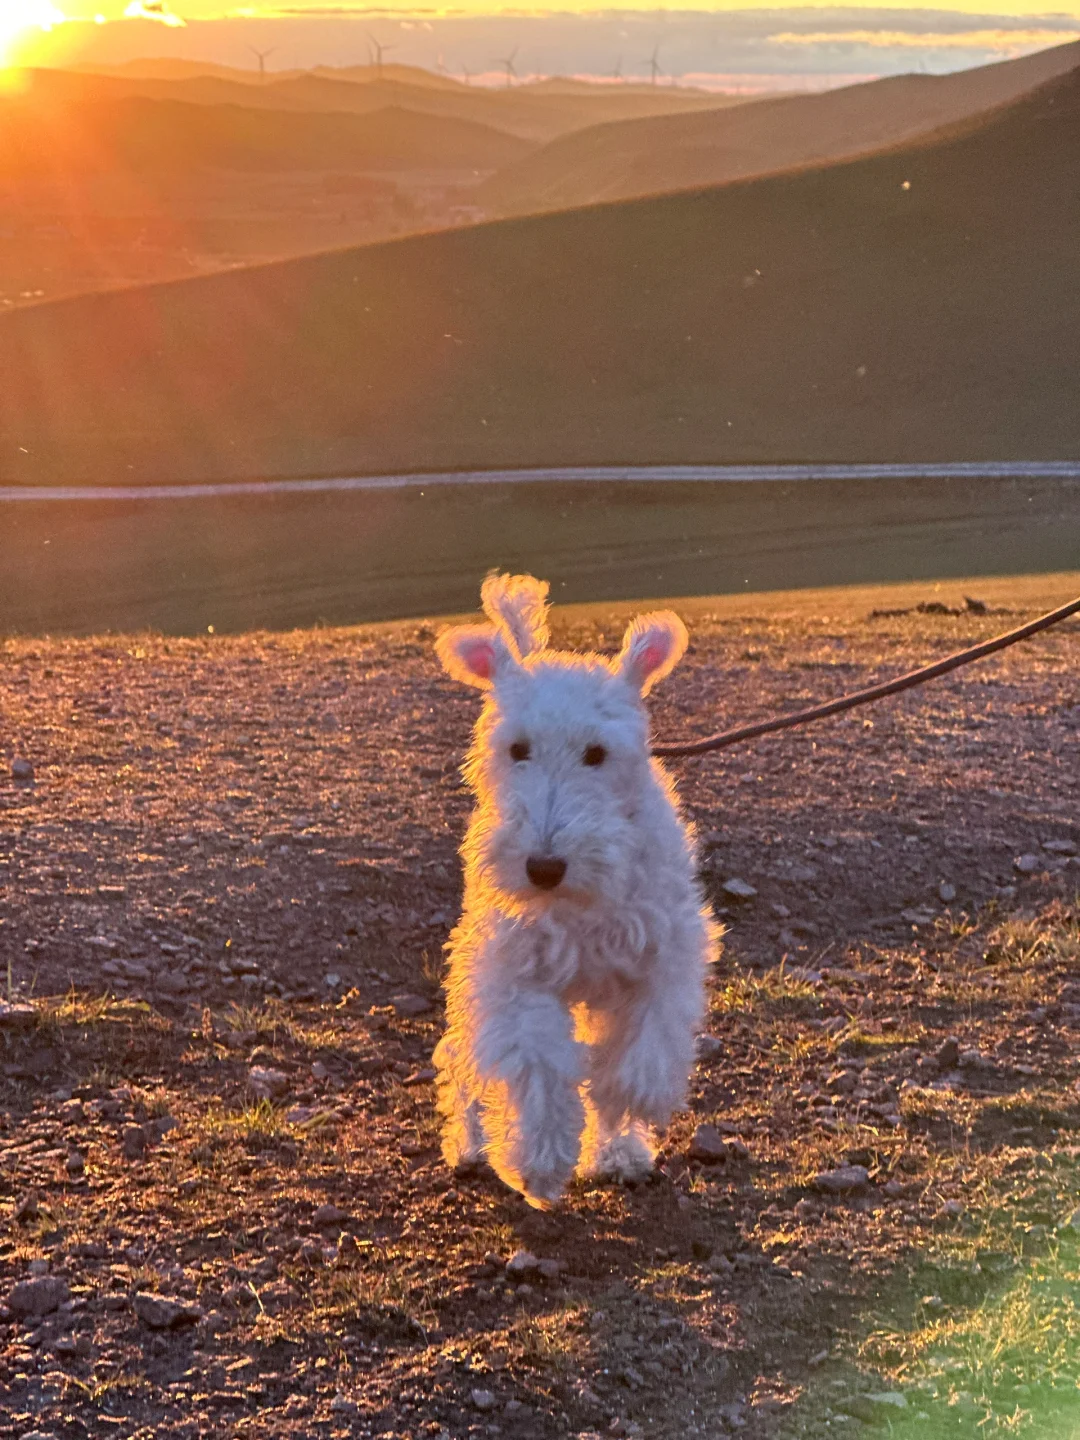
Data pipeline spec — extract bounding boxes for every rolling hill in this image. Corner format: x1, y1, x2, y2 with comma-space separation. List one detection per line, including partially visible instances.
2, 67, 1078, 485
23, 65, 750, 143
480, 38, 1080, 214
0, 95, 532, 175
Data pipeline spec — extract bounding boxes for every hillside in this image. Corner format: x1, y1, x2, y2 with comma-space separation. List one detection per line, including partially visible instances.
480, 38, 1080, 214
25, 65, 748, 143
0, 95, 531, 175
2, 68, 1079, 484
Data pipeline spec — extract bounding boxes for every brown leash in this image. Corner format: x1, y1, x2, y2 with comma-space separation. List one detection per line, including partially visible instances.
651, 595, 1080, 759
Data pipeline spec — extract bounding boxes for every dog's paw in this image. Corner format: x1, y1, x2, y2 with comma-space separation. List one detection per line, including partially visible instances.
518, 1164, 572, 1210
584, 1124, 655, 1184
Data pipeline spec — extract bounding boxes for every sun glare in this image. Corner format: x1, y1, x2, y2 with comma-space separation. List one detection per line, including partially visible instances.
0, 0, 66, 66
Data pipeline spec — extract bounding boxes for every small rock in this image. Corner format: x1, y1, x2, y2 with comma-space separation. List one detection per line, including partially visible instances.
122, 1124, 147, 1160
388, 993, 432, 1017
330, 1395, 360, 1419
505, 1249, 540, 1277
935, 1037, 961, 1069
335, 1233, 361, 1266
324, 973, 342, 989
133, 1292, 203, 1329
868, 1392, 908, 1411
722, 878, 757, 900
311, 1061, 330, 1081
248, 1066, 289, 1100
11, 757, 34, 781
471, 1388, 497, 1411
536, 1258, 565, 1280
13, 1190, 40, 1222
402, 1067, 437, 1086
771, 902, 791, 918
1044, 839, 1077, 855
1014, 853, 1040, 875
6, 1275, 70, 1318
0, 1001, 36, 1031
687, 1123, 730, 1162
813, 1165, 870, 1195
940, 1199, 964, 1218
901, 906, 936, 926
65, 1151, 85, 1176
312, 1204, 348, 1227
938, 881, 957, 903
696, 1034, 723, 1061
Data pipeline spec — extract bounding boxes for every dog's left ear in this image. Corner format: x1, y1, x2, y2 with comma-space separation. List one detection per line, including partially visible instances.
616, 611, 688, 696
480, 572, 550, 659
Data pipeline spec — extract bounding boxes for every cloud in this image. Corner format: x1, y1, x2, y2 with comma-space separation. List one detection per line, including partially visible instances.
122, 0, 187, 25
769, 26, 1080, 52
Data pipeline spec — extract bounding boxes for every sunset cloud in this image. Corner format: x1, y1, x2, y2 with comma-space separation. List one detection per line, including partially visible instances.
769, 25, 1080, 51
122, 0, 185, 23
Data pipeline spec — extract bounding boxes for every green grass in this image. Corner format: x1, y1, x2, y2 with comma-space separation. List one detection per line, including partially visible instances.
858, 1233, 1080, 1438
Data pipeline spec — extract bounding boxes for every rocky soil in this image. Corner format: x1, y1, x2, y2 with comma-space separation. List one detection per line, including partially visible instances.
0, 578, 1078, 1440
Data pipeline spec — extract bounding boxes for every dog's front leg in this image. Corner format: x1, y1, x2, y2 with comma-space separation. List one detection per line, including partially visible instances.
589, 962, 703, 1134
473, 985, 587, 1208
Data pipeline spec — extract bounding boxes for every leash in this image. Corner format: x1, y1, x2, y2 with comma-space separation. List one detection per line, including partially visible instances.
651, 594, 1080, 759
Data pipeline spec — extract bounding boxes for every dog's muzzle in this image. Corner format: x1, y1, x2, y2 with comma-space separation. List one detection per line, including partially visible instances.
526, 856, 567, 891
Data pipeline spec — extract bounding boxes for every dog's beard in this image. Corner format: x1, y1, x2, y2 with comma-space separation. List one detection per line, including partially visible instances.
477, 816, 636, 911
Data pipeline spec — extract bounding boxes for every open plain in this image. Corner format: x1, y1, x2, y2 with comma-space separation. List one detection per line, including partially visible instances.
1, 574, 1079, 1439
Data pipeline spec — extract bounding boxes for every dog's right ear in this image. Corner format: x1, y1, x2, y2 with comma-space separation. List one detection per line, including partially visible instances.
435, 625, 514, 690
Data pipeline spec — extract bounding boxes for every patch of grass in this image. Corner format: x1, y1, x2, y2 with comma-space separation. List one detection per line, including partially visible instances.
36, 989, 169, 1034
201, 1098, 292, 1147
711, 961, 820, 1017
858, 1234, 1080, 1437
510, 1304, 583, 1373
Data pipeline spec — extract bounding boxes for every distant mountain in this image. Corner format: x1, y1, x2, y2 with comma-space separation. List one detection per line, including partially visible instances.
25, 65, 752, 143
0, 94, 531, 174
3, 68, 1078, 484
481, 38, 1080, 214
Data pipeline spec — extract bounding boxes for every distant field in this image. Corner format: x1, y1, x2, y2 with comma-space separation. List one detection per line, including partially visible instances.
1, 474, 1076, 635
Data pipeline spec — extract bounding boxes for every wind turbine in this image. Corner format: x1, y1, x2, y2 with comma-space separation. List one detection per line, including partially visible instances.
641, 43, 662, 86
248, 45, 276, 81
496, 46, 518, 88
366, 34, 396, 76
611, 54, 623, 81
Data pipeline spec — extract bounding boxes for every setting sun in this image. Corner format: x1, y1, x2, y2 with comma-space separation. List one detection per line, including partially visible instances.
0, 0, 66, 65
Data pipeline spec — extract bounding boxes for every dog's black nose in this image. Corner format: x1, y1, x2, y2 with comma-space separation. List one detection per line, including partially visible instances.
526, 856, 567, 890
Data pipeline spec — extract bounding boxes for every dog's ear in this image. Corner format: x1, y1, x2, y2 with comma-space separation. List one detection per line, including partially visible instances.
616, 611, 688, 696
480, 573, 550, 659
435, 625, 516, 690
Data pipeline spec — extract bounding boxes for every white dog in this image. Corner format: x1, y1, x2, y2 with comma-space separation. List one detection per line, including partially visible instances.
432, 574, 719, 1208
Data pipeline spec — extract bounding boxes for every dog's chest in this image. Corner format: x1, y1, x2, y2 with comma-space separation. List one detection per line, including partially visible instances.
521, 908, 651, 1002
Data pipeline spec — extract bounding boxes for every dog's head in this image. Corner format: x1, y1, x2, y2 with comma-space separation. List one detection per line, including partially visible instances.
436, 573, 687, 908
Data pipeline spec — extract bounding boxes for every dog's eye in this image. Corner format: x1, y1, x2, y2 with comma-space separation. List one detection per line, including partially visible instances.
583, 744, 607, 767
509, 741, 530, 763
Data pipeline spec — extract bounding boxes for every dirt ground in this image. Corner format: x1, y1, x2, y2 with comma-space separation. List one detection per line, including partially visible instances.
1, 575, 1079, 1439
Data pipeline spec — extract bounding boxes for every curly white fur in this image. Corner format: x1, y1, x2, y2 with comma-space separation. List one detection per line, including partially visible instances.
432, 573, 720, 1208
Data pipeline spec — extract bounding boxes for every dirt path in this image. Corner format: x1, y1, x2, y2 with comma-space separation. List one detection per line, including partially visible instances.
1, 576, 1078, 1439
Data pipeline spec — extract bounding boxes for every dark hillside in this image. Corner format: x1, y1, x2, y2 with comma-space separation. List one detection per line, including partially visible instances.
2, 69, 1079, 484
0, 96, 531, 174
